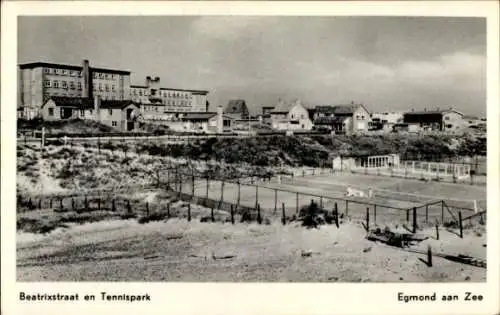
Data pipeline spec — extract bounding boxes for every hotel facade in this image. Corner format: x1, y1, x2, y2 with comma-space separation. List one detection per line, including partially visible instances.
17, 59, 209, 120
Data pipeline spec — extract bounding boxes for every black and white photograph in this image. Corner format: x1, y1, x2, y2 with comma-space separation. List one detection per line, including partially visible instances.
12, 13, 491, 284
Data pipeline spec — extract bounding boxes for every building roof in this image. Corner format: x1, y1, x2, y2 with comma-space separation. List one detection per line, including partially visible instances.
306, 108, 316, 120
43, 97, 137, 110
225, 100, 250, 115
404, 108, 464, 116
179, 112, 234, 121
130, 85, 209, 95
314, 116, 350, 125
100, 100, 137, 109
271, 99, 306, 114
160, 87, 209, 94
18, 62, 131, 75
314, 103, 371, 115
43, 96, 93, 109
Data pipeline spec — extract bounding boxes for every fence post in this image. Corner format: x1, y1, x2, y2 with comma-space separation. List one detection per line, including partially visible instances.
127, 200, 132, 214
274, 189, 277, 214
427, 244, 433, 267
230, 205, 235, 225
373, 205, 377, 224
406, 209, 409, 223
220, 180, 225, 208
60, 198, 63, 210
72, 198, 75, 210
38, 198, 42, 210
459, 211, 463, 238
112, 199, 116, 212
205, 177, 209, 201
365, 207, 370, 231
146, 202, 150, 218
282, 203, 286, 225
334, 202, 339, 228
345, 200, 349, 216
413, 207, 417, 233
211, 207, 215, 222
167, 202, 170, 218
255, 185, 259, 210
257, 204, 262, 224
425, 205, 429, 224
296, 192, 299, 214
49, 198, 53, 208
97, 198, 101, 210
441, 200, 444, 223
187, 203, 191, 222
435, 220, 439, 240
84, 196, 88, 209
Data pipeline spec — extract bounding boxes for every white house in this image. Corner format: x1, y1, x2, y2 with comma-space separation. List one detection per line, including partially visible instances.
269, 99, 313, 131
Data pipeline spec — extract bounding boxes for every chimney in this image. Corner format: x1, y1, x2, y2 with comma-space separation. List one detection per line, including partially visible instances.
94, 95, 101, 121
82, 59, 90, 98
216, 105, 223, 133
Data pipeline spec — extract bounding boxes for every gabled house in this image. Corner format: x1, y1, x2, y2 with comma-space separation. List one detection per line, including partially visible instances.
41, 95, 140, 131
269, 99, 313, 131
312, 103, 371, 134
166, 106, 233, 134
225, 99, 250, 120
402, 108, 464, 132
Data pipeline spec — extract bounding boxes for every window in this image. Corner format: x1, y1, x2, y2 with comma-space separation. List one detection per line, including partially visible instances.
99, 83, 103, 91
48, 108, 54, 116
44, 80, 51, 88
62, 81, 67, 89
105, 84, 109, 91
99, 73, 104, 79
43, 68, 50, 74
78, 71, 83, 77
69, 82, 75, 90
62, 70, 68, 76
108, 109, 112, 115
77, 82, 82, 90
56, 69, 62, 75
93, 83, 97, 90
444, 116, 450, 120
93, 73, 98, 79
112, 121, 117, 126
80, 109, 85, 117
53, 80, 59, 88
139, 90, 143, 96
111, 85, 115, 91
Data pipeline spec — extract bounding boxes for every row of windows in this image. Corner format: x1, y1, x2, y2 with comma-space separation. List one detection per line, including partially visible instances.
43, 68, 82, 77
131, 89, 191, 98
92, 83, 116, 92
132, 97, 191, 107
43, 68, 119, 80
47, 107, 118, 117
44, 91, 122, 101
44, 80, 82, 90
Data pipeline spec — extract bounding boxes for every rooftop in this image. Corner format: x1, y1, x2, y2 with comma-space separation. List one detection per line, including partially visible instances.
18, 61, 131, 75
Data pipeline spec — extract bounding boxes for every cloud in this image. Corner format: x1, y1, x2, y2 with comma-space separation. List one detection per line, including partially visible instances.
190, 16, 273, 41
397, 52, 484, 82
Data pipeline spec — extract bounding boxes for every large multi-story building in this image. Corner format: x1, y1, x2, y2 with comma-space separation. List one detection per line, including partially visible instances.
18, 60, 131, 119
18, 59, 210, 120
130, 76, 209, 115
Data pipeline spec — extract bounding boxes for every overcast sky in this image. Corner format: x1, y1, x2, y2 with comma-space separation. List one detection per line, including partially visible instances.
18, 16, 486, 115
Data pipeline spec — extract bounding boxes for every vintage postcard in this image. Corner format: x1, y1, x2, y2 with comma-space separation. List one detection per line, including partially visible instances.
1, 1, 499, 314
